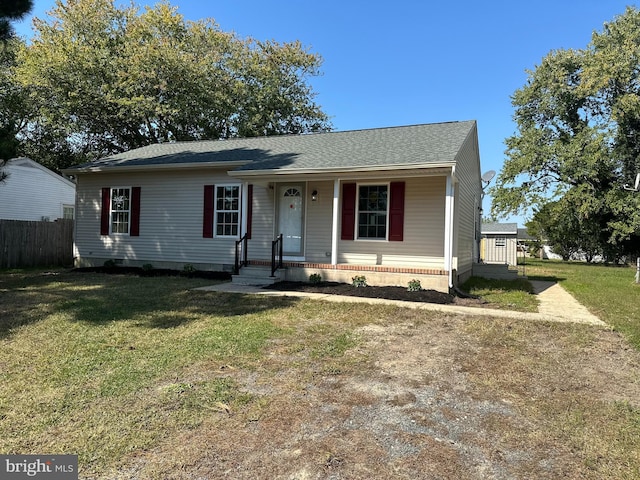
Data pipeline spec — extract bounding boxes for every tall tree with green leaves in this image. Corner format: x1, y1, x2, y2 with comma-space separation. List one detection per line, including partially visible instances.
0, 0, 33, 41
15, 0, 331, 171
491, 6, 640, 261
0, 0, 33, 182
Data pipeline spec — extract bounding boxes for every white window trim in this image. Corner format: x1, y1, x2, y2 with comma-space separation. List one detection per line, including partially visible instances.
495, 237, 507, 247
62, 204, 75, 220
355, 182, 390, 242
110, 186, 131, 235
214, 183, 241, 238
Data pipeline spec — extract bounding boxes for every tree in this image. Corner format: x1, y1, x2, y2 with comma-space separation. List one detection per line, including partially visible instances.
0, 0, 33, 182
15, 0, 331, 171
527, 199, 602, 261
491, 6, 640, 261
0, 0, 33, 41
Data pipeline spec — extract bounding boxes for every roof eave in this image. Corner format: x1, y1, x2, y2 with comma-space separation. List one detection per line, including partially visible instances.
227, 162, 456, 178
63, 160, 250, 175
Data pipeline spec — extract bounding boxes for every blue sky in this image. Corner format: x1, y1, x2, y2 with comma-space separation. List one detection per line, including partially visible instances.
15, 1, 637, 226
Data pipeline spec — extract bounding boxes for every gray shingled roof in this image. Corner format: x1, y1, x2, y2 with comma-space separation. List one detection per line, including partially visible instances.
481, 221, 518, 235
65, 121, 477, 173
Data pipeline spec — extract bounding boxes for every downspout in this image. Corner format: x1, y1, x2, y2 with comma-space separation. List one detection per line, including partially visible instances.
444, 170, 456, 290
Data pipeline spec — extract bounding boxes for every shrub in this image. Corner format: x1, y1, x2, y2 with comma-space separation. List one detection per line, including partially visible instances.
352, 275, 367, 287
407, 279, 422, 292
103, 259, 116, 268
183, 263, 196, 273
142, 263, 154, 271
309, 273, 322, 284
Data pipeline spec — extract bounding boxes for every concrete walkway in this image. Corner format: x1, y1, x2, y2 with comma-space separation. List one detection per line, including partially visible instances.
195, 280, 607, 327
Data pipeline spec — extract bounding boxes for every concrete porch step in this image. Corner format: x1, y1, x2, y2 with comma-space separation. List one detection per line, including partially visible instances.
232, 265, 284, 286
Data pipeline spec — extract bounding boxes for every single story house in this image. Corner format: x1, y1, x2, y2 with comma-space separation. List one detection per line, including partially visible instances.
0, 157, 76, 221
480, 221, 518, 266
63, 121, 482, 292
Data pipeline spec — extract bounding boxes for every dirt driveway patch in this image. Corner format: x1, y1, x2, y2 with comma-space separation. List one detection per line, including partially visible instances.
114, 304, 640, 480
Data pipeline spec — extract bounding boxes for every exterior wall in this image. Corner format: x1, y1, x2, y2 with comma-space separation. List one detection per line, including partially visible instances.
75, 169, 449, 276
335, 176, 446, 269
0, 159, 76, 221
74, 168, 269, 270
452, 125, 482, 281
247, 183, 275, 260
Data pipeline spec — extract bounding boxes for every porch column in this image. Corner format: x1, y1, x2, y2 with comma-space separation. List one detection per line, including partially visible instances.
444, 175, 455, 287
241, 182, 249, 237
331, 179, 340, 265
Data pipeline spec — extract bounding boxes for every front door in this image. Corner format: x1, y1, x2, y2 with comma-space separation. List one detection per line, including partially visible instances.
277, 184, 304, 256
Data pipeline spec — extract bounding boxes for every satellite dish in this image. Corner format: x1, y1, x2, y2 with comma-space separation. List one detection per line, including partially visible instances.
481, 170, 496, 184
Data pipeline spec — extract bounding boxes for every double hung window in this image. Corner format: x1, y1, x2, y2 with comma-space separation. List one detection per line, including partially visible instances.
357, 184, 388, 240
215, 185, 240, 237
110, 187, 131, 234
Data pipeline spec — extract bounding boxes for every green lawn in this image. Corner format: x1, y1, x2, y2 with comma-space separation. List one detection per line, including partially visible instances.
523, 258, 640, 348
0, 270, 363, 476
1, 267, 639, 478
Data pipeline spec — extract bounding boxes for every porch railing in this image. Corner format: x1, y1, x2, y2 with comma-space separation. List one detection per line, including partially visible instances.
271, 233, 283, 277
234, 233, 249, 274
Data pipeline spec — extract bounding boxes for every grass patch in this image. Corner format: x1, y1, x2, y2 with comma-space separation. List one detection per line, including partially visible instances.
525, 258, 640, 348
0, 268, 373, 476
461, 276, 538, 312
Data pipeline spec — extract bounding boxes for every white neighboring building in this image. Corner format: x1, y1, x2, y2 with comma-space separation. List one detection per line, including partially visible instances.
0, 157, 76, 221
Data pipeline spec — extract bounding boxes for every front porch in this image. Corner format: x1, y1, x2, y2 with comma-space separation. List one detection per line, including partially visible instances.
235, 259, 450, 292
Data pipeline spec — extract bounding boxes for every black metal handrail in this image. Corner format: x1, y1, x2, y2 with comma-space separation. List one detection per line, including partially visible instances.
271, 233, 283, 277
235, 233, 249, 274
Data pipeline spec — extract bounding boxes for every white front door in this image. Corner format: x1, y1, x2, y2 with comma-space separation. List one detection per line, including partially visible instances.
277, 184, 304, 256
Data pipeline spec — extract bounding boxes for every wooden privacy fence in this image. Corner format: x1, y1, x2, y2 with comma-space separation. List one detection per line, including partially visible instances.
0, 219, 74, 268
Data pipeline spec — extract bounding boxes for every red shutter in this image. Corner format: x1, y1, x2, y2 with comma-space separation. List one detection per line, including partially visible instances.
247, 184, 253, 239
389, 181, 405, 241
100, 187, 110, 235
203, 185, 214, 238
130, 187, 141, 236
341, 183, 356, 240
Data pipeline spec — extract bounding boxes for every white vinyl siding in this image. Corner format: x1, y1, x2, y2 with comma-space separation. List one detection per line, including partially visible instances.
74, 169, 257, 267
0, 158, 76, 221
305, 182, 334, 263
339, 177, 445, 269
247, 185, 275, 259
452, 124, 482, 277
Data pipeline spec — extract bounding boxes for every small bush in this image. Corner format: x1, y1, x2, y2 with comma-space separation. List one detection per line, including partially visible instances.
309, 273, 322, 284
103, 259, 116, 268
183, 263, 196, 273
407, 279, 422, 292
142, 263, 154, 271
352, 275, 367, 287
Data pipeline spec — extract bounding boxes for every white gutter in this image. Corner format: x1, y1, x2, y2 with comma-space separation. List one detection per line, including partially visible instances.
62, 160, 249, 175
227, 162, 456, 178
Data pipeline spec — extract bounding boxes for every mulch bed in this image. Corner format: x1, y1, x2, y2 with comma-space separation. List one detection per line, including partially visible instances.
265, 281, 487, 306
71, 266, 232, 281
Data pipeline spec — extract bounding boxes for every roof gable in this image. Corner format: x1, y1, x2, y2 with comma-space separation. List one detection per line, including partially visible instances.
64, 120, 478, 174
